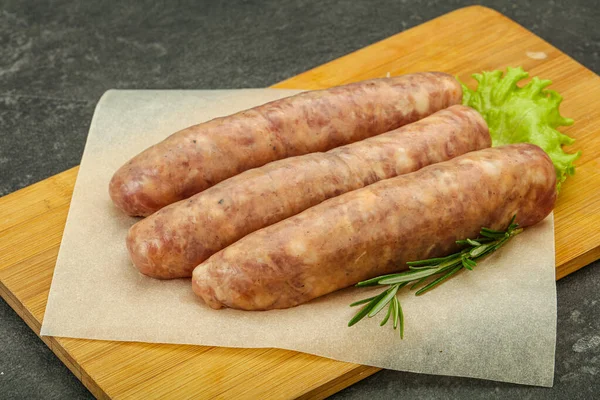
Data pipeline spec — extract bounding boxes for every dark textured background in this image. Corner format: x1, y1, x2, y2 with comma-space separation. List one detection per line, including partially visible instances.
1, 0, 599, 398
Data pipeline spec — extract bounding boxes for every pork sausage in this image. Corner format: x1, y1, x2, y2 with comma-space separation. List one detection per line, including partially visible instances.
192, 144, 557, 310
128, 105, 490, 278
110, 72, 462, 216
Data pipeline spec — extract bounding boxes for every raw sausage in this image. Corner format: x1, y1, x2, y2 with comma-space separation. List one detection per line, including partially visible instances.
110, 72, 462, 216
128, 105, 490, 278
192, 144, 556, 310
193, 144, 556, 310
128, 105, 489, 278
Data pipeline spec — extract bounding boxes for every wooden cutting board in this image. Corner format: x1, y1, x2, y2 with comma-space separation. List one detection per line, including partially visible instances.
1, 6, 599, 399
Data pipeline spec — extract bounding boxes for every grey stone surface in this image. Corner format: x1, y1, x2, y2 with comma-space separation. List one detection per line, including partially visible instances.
0, 0, 598, 398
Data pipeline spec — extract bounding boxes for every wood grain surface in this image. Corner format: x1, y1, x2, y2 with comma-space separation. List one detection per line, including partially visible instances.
1, 6, 599, 399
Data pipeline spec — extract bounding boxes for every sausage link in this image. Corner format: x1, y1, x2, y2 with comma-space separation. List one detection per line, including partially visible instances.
128, 105, 490, 278
110, 72, 462, 216
192, 144, 557, 310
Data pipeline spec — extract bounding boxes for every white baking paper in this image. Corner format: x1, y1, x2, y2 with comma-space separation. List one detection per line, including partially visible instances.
41, 89, 557, 387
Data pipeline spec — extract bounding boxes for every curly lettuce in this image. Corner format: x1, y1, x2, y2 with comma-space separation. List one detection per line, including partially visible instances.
461, 66, 581, 191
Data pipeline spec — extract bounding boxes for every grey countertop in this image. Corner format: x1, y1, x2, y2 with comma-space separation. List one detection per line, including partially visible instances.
1, 0, 599, 399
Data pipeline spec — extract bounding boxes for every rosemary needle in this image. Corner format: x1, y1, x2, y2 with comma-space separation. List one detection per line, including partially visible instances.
348, 215, 523, 337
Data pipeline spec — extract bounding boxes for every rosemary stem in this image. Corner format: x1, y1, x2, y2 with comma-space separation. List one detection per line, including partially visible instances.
348, 215, 522, 338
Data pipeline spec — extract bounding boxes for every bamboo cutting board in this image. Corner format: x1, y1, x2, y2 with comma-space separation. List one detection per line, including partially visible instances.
2, 6, 600, 399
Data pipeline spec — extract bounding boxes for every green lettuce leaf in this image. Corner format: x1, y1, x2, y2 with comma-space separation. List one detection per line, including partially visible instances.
461, 66, 581, 191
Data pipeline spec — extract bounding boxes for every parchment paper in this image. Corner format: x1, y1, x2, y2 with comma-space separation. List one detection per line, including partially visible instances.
41, 89, 557, 387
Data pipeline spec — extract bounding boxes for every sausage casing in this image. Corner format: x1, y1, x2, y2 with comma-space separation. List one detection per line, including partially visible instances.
110, 72, 462, 216
192, 144, 557, 310
127, 105, 490, 278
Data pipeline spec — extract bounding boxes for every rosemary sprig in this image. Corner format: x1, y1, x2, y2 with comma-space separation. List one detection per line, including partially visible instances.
348, 215, 523, 338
